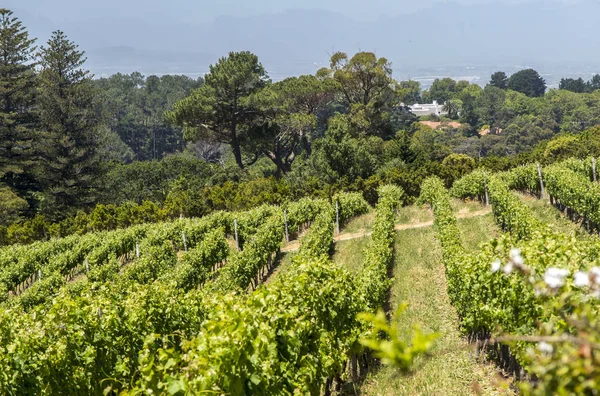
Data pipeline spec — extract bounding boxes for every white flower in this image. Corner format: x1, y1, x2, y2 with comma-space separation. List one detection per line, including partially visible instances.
513, 255, 524, 266
547, 267, 570, 278
509, 248, 524, 266
544, 267, 570, 289
589, 267, 600, 284
538, 341, 553, 354
491, 259, 502, 273
503, 262, 514, 275
574, 271, 590, 288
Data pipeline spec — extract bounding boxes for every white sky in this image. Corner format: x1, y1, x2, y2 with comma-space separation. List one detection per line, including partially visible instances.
6, 0, 561, 23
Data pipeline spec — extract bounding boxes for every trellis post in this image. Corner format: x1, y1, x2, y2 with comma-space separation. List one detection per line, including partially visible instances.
335, 201, 340, 234
234, 219, 239, 251
483, 172, 489, 206
537, 163, 545, 199
284, 210, 289, 243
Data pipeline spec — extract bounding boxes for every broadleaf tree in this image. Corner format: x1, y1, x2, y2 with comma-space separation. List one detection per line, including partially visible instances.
396, 80, 422, 105
429, 78, 457, 103
324, 51, 398, 138
249, 75, 337, 178
475, 85, 506, 133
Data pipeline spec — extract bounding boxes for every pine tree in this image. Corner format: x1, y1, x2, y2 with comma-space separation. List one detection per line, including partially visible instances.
36, 30, 101, 218
0, 9, 39, 209
489, 71, 508, 90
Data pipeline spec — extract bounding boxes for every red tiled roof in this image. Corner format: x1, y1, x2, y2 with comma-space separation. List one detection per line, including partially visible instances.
419, 121, 462, 130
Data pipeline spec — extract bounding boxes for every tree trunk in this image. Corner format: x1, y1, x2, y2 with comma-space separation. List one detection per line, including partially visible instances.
265, 150, 291, 181
274, 165, 282, 181
231, 132, 244, 169
302, 135, 312, 155
231, 92, 244, 169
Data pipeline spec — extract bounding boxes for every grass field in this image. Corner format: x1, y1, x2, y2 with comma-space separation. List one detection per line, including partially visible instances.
458, 213, 499, 253
332, 237, 370, 274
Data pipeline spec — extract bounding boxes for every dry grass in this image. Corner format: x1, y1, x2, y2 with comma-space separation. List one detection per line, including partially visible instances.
458, 213, 500, 253
342, 211, 377, 234
396, 204, 434, 225
262, 251, 296, 284
452, 198, 488, 214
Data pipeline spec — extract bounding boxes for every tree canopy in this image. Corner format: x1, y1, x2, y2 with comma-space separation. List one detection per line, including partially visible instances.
0, 8, 39, 211
429, 78, 458, 103
36, 30, 101, 217
489, 71, 508, 89
507, 69, 546, 97
249, 75, 337, 178
4, 6, 600, 234
559, 75, 600, 93
324, 51, 398, 138
166, 51, 269, 169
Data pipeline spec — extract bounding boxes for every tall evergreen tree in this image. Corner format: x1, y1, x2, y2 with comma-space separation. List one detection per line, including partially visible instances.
508, 69, 546, 98
36, 30, 100, 217
0, 9, 39, 210
559, 77, 586, 93
167, 51, 269, 169
94, 73, 202, 161
489, 71, 508, 89
587, 74, 600, 92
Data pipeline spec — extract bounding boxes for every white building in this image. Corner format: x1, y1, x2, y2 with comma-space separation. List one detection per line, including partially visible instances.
408, 100, 448, 117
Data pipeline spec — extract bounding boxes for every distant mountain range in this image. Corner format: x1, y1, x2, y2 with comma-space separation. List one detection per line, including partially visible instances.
11, 1, 600, 85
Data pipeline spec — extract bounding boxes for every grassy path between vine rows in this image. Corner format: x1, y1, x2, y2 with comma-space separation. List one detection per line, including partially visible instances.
266, 201, 511, 393
516, 193, 593, 238
280, 207, 492, 253
358, 209, 511, 395
270, 202, 491, 285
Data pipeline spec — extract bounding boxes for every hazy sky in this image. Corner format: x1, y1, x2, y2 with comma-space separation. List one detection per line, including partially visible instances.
6, 0, 556, 22
7, 0, 598, 83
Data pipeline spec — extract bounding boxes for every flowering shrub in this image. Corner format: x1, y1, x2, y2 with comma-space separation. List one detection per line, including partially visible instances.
493, 248, 600, 394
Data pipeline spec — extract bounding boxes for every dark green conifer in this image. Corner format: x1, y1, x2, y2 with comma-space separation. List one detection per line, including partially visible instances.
37, 30, 101, 217
0, 9, 39, 213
